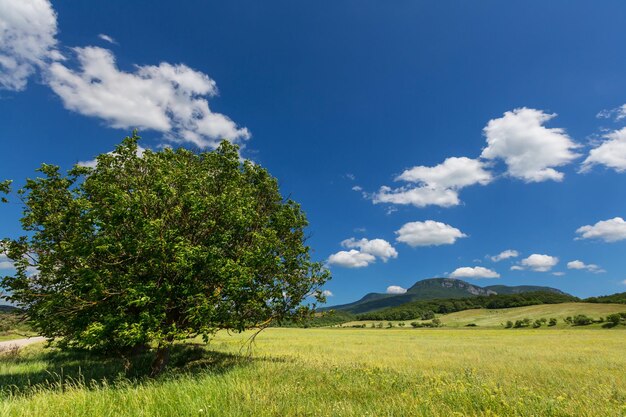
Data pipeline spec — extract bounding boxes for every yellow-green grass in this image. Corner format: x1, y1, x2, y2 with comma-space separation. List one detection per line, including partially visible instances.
0, 331, 37, 342
341, 302, 626, 328
1, 327, 626, 416
439, 302, 626, 328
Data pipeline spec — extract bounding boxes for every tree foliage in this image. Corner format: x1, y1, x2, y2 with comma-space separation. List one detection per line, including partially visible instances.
1, 133, 329, 372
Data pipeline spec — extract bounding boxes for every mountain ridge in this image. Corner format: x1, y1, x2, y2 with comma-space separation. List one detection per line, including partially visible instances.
325, 278, 567, 314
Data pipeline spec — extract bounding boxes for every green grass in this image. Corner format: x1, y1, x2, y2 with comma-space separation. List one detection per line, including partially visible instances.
0, 331, 36, 342
439, 302, 626, 328
342, 302, 626, 328
1, 327, 626, 416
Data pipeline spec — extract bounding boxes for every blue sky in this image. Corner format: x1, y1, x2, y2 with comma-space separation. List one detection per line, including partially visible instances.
2, 1, 626, 304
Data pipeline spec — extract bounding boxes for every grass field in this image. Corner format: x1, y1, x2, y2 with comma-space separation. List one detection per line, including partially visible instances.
1, 327, 626, 416
342, 302, 626, 328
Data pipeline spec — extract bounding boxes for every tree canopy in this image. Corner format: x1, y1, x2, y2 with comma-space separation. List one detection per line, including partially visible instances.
1, 133, 330, 373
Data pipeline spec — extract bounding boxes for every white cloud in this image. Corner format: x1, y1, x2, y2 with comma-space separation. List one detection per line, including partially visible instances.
396, 157, 492, 188
481, 108, 580, 182
386, 285, 407, 294
576, 217, 626, 243
351, 185, 362, 192
98, 33, 116, 45
450, 266, 500, 279
341, 238, 398, 262
77, 144, 147, 168
552, 272, 565, 276
621, 279, 626, 286
596, 105, 626, 121
514, 254, 559, 272
490, 249, 519, 262
0, 0, 59, 90
566, 260, 605, 273
328, 237, 397, 268
373, 186, 459, 208
327, 250, 376, 268
0, 253, 13, 269
47, 47, 250, 148
395, 220, 467, 247
581, 127, 626, 173
321, 290, 333, 297
372, 157, 492, 208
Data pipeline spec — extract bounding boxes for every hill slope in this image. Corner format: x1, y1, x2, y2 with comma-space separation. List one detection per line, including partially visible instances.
438, 303, 626, 328
326, 278, 566, 314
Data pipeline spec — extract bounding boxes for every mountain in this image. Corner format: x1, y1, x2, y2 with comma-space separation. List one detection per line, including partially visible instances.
325, 278, 567, 314
483, 285, 567, 295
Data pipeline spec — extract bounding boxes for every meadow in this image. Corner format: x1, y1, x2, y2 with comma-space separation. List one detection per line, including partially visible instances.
1, 326, 626, 417
343, 302, 626, 328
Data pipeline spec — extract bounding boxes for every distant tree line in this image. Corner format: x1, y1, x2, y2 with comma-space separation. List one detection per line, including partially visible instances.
583, 292, 626, 305
356, 291, 578, 321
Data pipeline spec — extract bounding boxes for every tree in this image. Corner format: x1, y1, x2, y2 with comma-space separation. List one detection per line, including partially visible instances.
1, 133, 330, 375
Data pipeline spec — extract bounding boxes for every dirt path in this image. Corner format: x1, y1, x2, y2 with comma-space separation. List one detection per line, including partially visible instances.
0, 336, 45, 350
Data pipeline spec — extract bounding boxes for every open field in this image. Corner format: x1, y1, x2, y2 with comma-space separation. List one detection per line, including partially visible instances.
439, 302, 626, 328
342, 302, 626, 328
1, 327, 626, 416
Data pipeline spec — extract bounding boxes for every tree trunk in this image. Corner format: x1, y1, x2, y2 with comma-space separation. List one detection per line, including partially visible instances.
150, 344, 171, 376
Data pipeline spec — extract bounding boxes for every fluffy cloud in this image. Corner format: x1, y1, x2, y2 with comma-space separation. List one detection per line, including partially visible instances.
490, 249, 519, 262
372, 186, 459, 208
567, 260, 605, 273
321, 290, 333, 297
450, 266, 500, 279
576, 217, 626, 242
0, 0, 59, 90
372, 157, 492, 208
396, 157, 492, 188
340, 238, 398, 262
327, 250, 376, 268
581, 127, 626, 173
514, 254, 559, 272
386, 285, 407, 294
395, 220, 467, 247
327, 237, 397, 268
481, 108, 580, 182
47, 47, 250, 148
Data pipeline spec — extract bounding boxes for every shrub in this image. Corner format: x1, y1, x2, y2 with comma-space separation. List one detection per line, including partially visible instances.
410, 322, 422, 328
572, 314, 593, 326
504, 320, 513, 328
398, 322, 405, 327
532, 320, 542, 328
548, 318, 557, 326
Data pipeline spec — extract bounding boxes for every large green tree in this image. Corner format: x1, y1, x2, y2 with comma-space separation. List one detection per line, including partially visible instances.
1, 133, 329, 374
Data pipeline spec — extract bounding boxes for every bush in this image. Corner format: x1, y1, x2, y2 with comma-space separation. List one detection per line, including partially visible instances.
548, 318, 557, 326
465, 323, 477, 327
504, 320, 513, 328
572, 314, 593, 326
420, 310, 435, 320
410, 321, 422, 328
532, 320, 542, 328
398, 322, 405, 327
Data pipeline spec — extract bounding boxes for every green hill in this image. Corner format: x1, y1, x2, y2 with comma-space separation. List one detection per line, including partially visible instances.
325, 278, 566, 314
438, 302, 626, 328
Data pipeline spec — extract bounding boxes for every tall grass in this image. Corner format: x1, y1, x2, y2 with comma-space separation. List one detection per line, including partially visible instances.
1, 328, 625, 416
